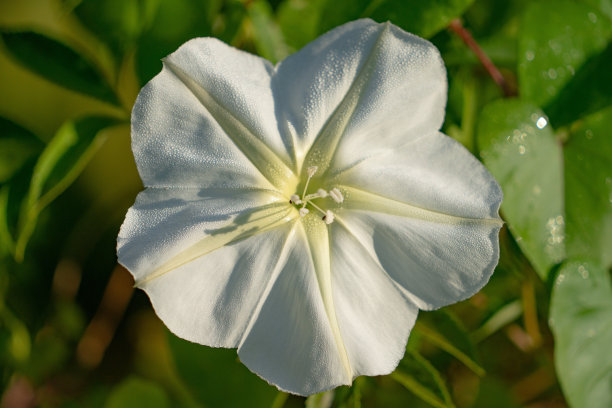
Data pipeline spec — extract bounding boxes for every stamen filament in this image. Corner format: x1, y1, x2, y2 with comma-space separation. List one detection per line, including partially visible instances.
301, 166, 318, 208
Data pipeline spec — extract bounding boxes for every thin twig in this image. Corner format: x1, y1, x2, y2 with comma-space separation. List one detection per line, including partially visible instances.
449, 19, 514, 97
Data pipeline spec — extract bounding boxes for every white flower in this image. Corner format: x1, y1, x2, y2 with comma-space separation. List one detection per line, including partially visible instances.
117, 19, 503, 396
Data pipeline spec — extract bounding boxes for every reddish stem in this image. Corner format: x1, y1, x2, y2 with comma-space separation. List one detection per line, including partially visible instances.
449, 19, 514, 97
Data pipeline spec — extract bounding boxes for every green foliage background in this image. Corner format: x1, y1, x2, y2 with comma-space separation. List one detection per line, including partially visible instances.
0, 0, 610, 407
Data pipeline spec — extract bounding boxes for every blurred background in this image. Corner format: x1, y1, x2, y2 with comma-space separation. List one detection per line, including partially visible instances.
0, 0, 610, 407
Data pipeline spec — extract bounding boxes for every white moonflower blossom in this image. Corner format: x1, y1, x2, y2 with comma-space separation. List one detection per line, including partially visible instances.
117, 19, 503, 396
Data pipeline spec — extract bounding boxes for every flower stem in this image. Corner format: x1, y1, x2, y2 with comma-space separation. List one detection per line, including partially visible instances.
448, 19, 515, 97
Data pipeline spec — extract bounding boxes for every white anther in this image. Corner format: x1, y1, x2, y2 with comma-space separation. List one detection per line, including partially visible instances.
316, 188, 328, 198
289, 194, 302, 204
299, 208, 310, 217
329, 188, 344, 203
322, 210, 335, 224
307, 166, 318, 177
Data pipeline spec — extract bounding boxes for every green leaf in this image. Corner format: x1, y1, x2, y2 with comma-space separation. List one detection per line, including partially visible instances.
70, 0, 159, 56
564, 107, 612, 267
247, 0, 290, 63
550, 260, 612, 408
0, 163, 35, 256
518, 0, 612, 111
318, 0, 474, 39
1, 31, 118, 104
416, 310, 485, 376
0, 117, 43, 184
317, 0, 370, 34
370, 0, 475, 38
305, 390, 335, 408
105, 377, 170, 408
477, 99, 565, 279
14, 116, 117, 261
167, 333, 277, 408
277, 0, 326, 51
579, 0, 612, 21
545, 41, 612, 127
134, 0, 220, 84
391, 350, 455, 408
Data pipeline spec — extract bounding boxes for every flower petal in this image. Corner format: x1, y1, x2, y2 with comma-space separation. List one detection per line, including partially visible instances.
133, 38, 295, 190
118, 187, 292, 285
238, 221, 350, 395
329, 221, 419, 376
118, 187, 301, 349
272, 19, 446, 171
334, 208, 501, 310
335, 132, 503, 220
329, 132, 502, 310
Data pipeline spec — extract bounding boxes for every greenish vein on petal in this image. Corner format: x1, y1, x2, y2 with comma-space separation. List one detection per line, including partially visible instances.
163, 59, 296, 191
301, 217, 353, 381
302, 22, 390, 176
135, 205, 295, 287
340, 185, 504, 226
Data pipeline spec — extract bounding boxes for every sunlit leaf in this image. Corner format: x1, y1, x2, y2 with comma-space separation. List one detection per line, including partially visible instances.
550, 260, 612, 408
1, 31, 118, 104
477, 99, 564, 279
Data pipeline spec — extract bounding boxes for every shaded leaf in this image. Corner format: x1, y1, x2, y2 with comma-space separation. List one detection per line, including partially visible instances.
370, 0, 475, 38
518, 0, 612, 110
1, 31, 118, 104
318, 0, 474, 39
135, 0, 220, 84
167, 333, 277, 408
550, 260, 612, 408
391, 350, 455, 408
477, 99, 564, 279
545, 41, 612, 127
305, 390, 335, 408
277, 0, 326, 51
0, 117, 43, 184
564, 107, 612, 267
416, 310, 484, 376
248, 0, 290, 63
105, 377, 170, 408
14, 116, 118, 261
70, 0, 159, 56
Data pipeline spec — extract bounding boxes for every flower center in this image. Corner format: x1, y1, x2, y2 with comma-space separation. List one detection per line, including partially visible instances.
289, 166, 343, 224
